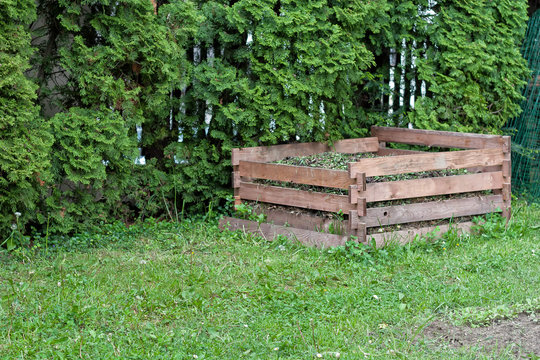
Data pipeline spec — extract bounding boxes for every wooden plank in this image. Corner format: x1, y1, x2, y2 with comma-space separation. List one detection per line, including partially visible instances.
253, 206, 351, 234
231, 137, 379, 165
239, 182, 355, 213
363, 195, 503, 227
239, 161, 353, 189
219, 217, 356, 248
232, 143, 326, 166
377, 148, 427, 156
365, 172, 503, 203
332, 137, 379, 153
232, 165, 240, 188
501, 136, 511, 221
233, 164, 241, 207
367, 222, 474, 248
502, 182, 511, 220
371, 126, 504, 149
349, 210, 359, 231
349, 148, 504, 178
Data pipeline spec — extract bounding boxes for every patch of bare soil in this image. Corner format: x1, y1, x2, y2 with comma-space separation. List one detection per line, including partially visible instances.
423, 313, 540, 358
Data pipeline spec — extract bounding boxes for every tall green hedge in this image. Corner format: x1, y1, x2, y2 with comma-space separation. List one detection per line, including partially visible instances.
36, 0, 199, 232
0, 0, 530, 239
410, 0, 529, 132
0, 0, 52, 240
171, 0, 390, 207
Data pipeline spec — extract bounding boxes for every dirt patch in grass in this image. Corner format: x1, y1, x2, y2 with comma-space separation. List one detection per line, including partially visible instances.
423, 313, 540, 358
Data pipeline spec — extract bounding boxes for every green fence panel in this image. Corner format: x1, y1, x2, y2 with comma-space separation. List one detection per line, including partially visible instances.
505, 10, 540, 202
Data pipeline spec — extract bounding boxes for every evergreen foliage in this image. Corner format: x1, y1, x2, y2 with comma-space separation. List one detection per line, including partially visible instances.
0, 0, 52, 239
411, 0, 529, 132
170, 0, 389, 208
38, 0, 198, 233
0, 0, 531, 239
45, 108, 137, 233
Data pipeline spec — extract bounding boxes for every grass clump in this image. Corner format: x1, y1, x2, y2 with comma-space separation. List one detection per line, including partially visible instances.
0, 201, 538, 358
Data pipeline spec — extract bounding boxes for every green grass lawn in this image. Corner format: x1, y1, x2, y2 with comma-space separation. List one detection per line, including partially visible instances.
1, 201, 539, 359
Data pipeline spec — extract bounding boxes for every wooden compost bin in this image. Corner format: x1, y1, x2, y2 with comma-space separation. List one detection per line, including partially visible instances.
219, 126, 511, 248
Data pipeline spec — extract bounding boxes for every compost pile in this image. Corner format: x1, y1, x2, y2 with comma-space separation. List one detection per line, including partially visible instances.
245, 151, 491, 235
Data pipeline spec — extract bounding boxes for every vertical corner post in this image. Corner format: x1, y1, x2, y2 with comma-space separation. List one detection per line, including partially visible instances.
348, 171, 367, 242
501, 136, 511, 222
232, 148, 242, 209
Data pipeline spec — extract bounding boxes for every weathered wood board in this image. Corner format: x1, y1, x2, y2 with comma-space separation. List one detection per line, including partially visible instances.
239, 182, 355, 213
363, 195, 503, 227
232, 137, 379, 166
367, 222, 474, 248
364, 172, 503, 202
349, 148, 504, 178
219, 217, 353, 248
371, 126, 504, 149
239, 161, 352, 189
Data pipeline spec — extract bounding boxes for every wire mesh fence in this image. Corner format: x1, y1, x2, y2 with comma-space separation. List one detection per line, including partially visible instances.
505, 10, 540, 202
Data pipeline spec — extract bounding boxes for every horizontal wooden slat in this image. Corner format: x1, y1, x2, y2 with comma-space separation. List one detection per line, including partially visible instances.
349, 148, 504, 178
219, 218, 475, 249
239, 161, 353, 189
364, 195, 503, 227
371, 126, 503, 149
254, 206, 349, 233
367, 222, 474, 248
365, 172, 503, 202
219, 217, 355, 248
231, 137, 379, 165
232, 143, 326, 166
376, 148, 427, 156
239, 182, 354, 213
332, 137, 380, 153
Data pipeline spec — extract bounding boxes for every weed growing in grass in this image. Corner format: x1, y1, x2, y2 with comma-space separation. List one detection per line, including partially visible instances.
1, 212, 27, 251
327, 237, 408, 267
233, 203, 266, 223
315, 209, 345, 235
